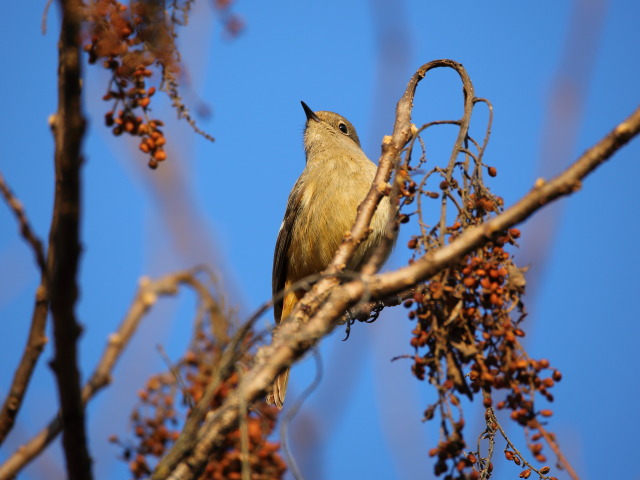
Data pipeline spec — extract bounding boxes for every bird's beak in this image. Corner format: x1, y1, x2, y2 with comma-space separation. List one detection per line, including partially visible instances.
301, 101, 321, 122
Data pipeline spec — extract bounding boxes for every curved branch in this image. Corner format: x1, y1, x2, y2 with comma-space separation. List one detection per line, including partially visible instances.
369, 105, 640, 297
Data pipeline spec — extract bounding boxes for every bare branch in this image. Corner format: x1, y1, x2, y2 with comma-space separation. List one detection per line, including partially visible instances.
0, 285, 49, 445
0, 175, 47, 273
0, 175, 49, 444
46, 0, 90, 477
531, 418, 580, 480
0, 269, 214, 480
486, 408, 560, 480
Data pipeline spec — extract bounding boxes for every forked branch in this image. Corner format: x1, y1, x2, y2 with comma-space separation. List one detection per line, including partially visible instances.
0, 269, 219, 480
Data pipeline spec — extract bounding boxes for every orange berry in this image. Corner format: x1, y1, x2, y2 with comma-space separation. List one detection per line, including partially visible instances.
153, 149, 166, 161
489, 292, 503, 306
463, 277, 477, 288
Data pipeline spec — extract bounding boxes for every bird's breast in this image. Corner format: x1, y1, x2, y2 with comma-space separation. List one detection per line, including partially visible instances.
286, 157, 388, 282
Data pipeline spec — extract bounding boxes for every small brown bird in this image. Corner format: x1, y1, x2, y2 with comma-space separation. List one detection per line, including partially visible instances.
266, 101, 393, 409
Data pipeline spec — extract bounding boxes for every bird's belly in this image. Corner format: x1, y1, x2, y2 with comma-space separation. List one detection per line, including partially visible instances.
287, 183, 383, 282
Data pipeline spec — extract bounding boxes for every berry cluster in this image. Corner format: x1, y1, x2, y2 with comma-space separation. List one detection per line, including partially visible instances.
83, 0, 173, 168
394, 117, 561, 478
82, 0, 238, 168
111, 328, 286, 479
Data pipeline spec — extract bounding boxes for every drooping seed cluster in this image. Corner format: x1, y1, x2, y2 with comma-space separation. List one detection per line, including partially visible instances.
111, 328, 286, 479
82, 0, 241, 168
83, 0, 174, 168
393, 117, 561, 479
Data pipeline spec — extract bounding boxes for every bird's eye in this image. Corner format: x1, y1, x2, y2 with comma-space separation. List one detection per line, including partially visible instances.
338, 123, 349, 134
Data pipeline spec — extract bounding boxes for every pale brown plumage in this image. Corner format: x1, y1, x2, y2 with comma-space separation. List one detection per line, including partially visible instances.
266, 102, 393, 409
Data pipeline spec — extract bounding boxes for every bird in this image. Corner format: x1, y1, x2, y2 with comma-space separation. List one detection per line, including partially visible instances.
266, 101, 394, 409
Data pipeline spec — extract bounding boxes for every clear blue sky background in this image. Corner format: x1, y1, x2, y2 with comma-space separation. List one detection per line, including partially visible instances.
1, 1, 639, 479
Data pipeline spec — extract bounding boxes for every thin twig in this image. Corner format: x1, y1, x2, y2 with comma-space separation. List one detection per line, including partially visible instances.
279, 348, 323, 480
41, 0, 54, 34
0, 175, 49, 445
531, 418, 580, 480
0, 175, 46, 272
486, 408, 556, 479
237, 365, 251, 480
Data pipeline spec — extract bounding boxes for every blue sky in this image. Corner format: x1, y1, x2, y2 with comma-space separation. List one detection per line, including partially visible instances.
1, 1, 639, 479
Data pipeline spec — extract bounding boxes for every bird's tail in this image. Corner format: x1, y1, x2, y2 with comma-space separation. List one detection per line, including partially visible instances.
265, 289, 299, 409
266, 368, 290, 410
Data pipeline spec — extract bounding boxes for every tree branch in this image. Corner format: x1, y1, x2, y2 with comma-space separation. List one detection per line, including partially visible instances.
0, 176, 49, 445
0, 270, 215, 480
45, 1, 89, 477
152, 59, 640, 478
0, 174, 46, 273
369, 105, 640, 298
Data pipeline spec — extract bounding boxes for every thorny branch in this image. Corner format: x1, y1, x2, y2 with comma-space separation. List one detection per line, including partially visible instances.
0, 269, 219, 480
150, 58, 640, 480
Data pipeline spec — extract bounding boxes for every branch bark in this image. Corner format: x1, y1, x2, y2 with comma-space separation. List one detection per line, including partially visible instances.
46, 0, 90, 478
0, 176, 49, 445
152, 59, 640, 479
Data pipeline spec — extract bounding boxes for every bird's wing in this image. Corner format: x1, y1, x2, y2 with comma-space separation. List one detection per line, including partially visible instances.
272, 182, 304, 323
